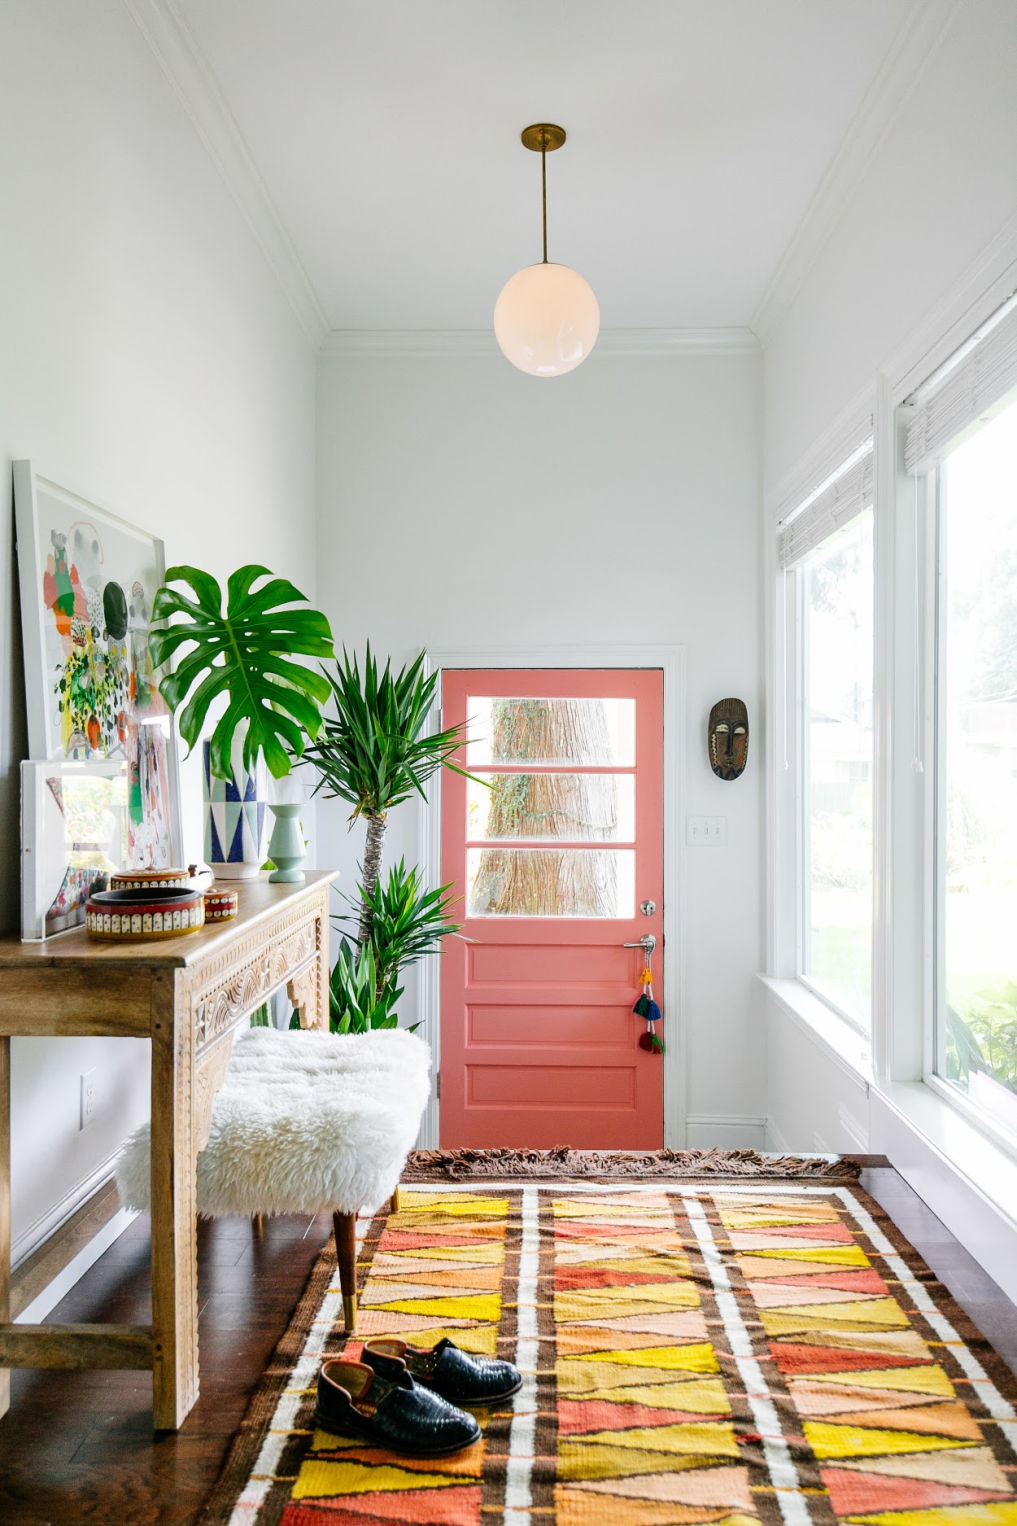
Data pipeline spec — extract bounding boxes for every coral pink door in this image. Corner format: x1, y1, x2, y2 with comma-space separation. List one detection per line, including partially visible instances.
440, 669, 664, 1148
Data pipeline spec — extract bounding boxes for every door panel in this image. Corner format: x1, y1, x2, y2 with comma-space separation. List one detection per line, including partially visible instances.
440, 668, 664, 1149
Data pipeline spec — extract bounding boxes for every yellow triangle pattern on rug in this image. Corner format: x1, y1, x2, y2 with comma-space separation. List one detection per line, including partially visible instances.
714, 1191, 1017, 1523
287, 1191, 508, 1522
222, 1182, 1017, 1526
553, 1190, 755, 1524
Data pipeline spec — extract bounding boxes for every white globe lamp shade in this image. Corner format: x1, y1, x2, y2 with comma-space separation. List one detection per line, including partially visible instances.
494, 261, 600, 377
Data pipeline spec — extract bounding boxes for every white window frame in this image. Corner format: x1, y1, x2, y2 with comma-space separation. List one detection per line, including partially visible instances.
769, 422, 876, 1040
907, 404, 1017, 1162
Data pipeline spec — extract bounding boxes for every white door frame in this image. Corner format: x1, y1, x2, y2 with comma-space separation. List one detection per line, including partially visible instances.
417, 643, 687, 1151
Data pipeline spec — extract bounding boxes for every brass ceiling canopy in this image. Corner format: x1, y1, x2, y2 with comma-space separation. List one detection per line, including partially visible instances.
520, 123, 566, 153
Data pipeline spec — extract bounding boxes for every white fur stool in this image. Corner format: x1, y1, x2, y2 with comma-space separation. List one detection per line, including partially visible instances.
116, 1025, 431, 1330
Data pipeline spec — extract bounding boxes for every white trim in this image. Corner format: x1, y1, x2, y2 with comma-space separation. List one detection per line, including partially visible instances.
319, 328, 760, 359
869, 1083, 1017, 1306
751, 0, 963, 344
685, 1114, 768, 1149
418, 643, 686, 1150
15, 1209, 138, 1325
759, 976, 873, 1089
121, 0, 328, 348
12, 1156, 126, 1268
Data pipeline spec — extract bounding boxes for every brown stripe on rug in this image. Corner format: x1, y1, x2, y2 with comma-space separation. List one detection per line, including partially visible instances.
197, 1174, 1017, 1526
403, 1146, 862, 1180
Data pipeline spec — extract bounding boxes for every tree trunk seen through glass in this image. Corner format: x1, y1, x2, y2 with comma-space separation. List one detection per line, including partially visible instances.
470, 698, 619, 916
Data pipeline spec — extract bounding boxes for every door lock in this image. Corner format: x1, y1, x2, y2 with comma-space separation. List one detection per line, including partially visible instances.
639, 899, 657, 917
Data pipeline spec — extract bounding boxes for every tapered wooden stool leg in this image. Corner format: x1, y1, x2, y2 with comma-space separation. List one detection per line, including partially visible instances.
390, 1186, 400, 1214
333, 1211, 357, 1331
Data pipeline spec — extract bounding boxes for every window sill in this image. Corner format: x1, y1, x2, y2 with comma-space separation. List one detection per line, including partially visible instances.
873, 1080, 1017, 1232
758, 975, 873, 1087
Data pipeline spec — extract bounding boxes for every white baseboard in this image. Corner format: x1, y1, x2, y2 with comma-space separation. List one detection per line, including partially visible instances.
12, 1151, 127, 1268
15, 1207, 138, 1324
686, 1114, 768, 1149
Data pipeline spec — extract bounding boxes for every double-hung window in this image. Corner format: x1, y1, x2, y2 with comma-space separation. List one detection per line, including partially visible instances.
779, 436, 875, 1030
904, 295, 1017, 1140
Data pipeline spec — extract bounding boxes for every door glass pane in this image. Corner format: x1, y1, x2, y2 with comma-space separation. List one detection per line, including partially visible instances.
936, 391, 1017, 1135
467, 773, 635, 842
466, 847, 635, 917
466, 697, 635, 766
801, 507, 874, 1026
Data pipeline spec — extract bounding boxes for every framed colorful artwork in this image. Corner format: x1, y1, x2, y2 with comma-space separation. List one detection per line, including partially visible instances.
20, 759, 128, 939
13, 461, 183, 869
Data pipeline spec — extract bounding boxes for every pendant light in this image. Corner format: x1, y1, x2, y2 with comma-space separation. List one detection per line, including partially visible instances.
494, 123, 600, 377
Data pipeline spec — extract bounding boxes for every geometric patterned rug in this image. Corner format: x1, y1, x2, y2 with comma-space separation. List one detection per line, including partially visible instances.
199, 1181, 1017, 1526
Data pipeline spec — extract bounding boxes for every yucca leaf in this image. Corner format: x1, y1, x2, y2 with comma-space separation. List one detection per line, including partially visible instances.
150, 564, 335, 779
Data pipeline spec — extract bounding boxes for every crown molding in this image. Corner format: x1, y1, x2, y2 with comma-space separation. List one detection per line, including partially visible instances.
319, 327, 760, 358
750, 0, 964, 346
121, 0, 328, 348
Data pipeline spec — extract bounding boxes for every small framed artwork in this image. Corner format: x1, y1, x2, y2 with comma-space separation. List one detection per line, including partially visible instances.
21, 760, 128, 940
13, 461, 183, 868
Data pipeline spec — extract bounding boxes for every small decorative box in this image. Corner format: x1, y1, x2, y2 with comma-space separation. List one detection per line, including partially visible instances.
110, 865, 200, 892
85, 886, 205, 941
203, 888, 239, 922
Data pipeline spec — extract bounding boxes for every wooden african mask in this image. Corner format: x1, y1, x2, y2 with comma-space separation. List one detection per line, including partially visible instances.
708, 698, 749, 780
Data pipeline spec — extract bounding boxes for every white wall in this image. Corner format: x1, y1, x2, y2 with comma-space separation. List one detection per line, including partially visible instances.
762, 0, 1017, 1165
764, 0, 1017, 491
316, 347, 763, 1143
0, 1, 316, 1258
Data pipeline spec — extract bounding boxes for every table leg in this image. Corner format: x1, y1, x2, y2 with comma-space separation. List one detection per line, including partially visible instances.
289, 898, 330, 1031
0, 1037, 9, 1419
149, 971, 198, 1430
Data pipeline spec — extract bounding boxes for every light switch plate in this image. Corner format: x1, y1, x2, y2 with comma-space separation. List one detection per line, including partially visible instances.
686, 815, 727, 846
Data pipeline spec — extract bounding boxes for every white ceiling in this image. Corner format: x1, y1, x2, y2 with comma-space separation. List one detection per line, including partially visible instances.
171, 0, 917, 335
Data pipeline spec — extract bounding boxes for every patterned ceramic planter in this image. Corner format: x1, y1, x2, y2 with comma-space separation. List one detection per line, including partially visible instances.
203, 737, 267, 881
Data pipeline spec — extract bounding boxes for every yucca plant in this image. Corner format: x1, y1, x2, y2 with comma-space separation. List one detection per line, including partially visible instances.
327, 939, 404, 1034
305, 646, 470, 946
339, 860, 460, 999
150, 564, 334, 779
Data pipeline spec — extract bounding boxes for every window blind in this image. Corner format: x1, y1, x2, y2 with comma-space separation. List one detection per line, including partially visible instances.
904, 291, 1017, 474
777, 438, 873, 568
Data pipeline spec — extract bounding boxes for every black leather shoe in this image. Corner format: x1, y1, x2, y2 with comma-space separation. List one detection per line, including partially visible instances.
314, 1358, 481, 1456
363, 1337, 523, 1407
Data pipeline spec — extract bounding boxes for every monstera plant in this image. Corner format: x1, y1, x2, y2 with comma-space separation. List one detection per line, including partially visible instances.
149, 564, 334, 779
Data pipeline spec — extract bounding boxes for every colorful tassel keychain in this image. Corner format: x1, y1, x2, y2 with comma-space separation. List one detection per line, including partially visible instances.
633, 957, 664, 1054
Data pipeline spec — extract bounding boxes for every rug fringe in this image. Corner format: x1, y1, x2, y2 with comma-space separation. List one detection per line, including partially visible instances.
403, 1146, 861, 1181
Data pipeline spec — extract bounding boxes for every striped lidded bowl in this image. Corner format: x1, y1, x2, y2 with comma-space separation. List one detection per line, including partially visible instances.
85, 887, 205, 941
203, 888, 239, 922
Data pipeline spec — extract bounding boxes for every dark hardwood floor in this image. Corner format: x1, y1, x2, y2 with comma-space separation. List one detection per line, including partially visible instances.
0, 1167, 1014, 1524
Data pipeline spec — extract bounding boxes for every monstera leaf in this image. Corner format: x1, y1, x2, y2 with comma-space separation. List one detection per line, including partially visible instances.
150, 564, 334, 780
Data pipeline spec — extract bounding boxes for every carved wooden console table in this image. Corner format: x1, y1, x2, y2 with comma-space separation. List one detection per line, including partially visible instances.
0, 871, 335, 1430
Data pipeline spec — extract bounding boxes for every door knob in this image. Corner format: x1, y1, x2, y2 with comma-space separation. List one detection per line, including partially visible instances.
623, 933, 657, 954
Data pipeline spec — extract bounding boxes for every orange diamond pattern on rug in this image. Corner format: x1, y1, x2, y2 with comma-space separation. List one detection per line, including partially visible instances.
552, 1190, 756, 1524
208, 1182, 1017, 1526
284, 1191, 511, 1524
714, 1190, 1017, 1524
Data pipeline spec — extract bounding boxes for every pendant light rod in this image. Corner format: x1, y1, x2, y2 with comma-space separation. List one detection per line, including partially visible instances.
521, 123, 566, 265
542, 144, 547, 263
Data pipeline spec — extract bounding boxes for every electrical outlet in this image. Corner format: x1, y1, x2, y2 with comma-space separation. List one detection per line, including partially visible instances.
686, 814, 727, 846
80, 1068, 98, 1130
